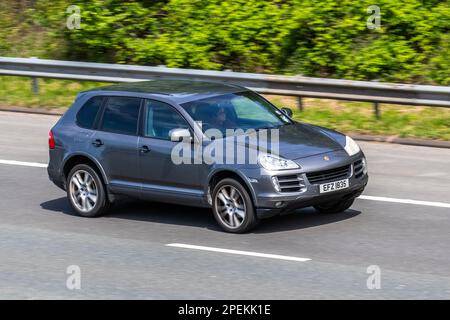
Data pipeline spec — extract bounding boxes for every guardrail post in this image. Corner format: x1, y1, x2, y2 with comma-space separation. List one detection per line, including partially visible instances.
30, 57, 39, 95
297, 96, 304, 112
31, 77, 39, 95
374, 102, 380, 119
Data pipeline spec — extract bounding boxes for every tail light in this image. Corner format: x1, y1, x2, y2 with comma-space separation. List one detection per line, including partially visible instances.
49, 129, 55, 149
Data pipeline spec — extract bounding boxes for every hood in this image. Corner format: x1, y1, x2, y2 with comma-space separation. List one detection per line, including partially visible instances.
218, 122, 344, 160
269, 122, 343, 159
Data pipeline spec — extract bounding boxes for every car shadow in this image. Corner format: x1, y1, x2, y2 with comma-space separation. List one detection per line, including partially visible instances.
40, 197, 361, 233
254, 208, 361, 233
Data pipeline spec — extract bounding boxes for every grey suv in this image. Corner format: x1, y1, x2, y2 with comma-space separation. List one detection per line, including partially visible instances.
48, 80, 368, 233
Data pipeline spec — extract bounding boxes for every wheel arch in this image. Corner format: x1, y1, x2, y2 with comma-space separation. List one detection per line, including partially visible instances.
207, 169, 256, 206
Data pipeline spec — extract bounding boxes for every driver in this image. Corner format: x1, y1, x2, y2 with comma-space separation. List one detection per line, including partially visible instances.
209, 106, 235, 131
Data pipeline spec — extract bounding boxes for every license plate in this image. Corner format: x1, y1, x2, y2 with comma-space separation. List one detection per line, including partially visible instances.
319, 179, 349, 193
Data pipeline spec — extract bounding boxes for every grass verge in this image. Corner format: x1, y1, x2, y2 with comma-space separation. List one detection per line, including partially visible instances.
268, 96, 450, 141
0, 76, 448, 141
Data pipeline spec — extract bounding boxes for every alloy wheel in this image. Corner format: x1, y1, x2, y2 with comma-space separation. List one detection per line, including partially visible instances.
69, 170, 98, 212
215, 185, 246, 229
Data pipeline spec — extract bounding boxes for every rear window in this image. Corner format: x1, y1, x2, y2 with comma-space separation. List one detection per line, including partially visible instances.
76, 96, 103, 129
100, 97, 141, 135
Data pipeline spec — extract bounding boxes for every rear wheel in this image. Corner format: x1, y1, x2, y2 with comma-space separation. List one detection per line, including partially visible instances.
314, 198, 355, 214
67, 164, 109, 217
212, 178, 258, 233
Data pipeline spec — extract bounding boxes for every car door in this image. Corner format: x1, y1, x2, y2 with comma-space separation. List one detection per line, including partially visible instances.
91, 96, 142, 197
138, 99, 203, 205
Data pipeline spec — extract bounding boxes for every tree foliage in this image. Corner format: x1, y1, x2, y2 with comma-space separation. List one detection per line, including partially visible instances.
0, 0, 449, 84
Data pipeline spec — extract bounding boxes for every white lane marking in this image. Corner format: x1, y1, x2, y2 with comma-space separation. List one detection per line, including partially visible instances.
358, 195, 450, 209
0, 159, 47, 168
166, 243, 311, 262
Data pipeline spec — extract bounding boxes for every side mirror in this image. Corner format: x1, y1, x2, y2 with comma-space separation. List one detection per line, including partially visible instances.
280, 107, 293, 118
170, 128, 192, 142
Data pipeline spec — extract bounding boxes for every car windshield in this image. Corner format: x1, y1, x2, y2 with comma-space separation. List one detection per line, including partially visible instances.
180, 91, 292, 137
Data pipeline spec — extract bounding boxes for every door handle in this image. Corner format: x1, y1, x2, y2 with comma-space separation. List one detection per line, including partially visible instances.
92, 139, 104, 147
139, 145, 150, 153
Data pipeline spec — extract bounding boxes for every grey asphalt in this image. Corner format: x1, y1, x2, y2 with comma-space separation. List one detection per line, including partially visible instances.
0, 110, 449, 299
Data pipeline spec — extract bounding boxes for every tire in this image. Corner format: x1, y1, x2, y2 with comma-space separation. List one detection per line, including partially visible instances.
314, 198, 355, 214
66, 164, 109, 217
212, 178, 258, 233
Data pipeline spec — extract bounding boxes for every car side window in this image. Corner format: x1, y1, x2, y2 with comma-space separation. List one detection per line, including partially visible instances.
144, 99, 190, 140
100, 97, 141, 135
76, 96, 103, 129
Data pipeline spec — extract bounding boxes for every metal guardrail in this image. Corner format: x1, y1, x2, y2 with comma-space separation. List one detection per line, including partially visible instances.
1, 57, 449, 113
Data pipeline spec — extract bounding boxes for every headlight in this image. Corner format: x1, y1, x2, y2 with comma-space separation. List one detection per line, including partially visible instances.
259, 153, 299, 171
344, 136, 361, 156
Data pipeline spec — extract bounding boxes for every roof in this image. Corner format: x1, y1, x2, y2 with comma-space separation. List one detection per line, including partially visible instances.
87, 80, 247, 104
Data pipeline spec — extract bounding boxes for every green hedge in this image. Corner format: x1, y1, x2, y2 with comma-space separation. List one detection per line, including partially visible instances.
1, 0, 449, 84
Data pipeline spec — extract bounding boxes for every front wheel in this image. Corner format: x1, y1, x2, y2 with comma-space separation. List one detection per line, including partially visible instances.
67, 164, 109, 217
212, 178, 258, 233
314, 198, 355, 214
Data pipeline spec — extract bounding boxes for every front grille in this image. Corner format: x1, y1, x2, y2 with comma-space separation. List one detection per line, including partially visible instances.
306, 164, 351, 184
276, 174, 306, 193
353, 159, 364, 179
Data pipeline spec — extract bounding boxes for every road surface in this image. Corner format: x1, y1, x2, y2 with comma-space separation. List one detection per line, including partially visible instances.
0, 111, 449, 299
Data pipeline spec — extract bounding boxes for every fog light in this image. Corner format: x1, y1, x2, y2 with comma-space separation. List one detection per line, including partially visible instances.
275, 201, 284, 208
271, 176, 280, 192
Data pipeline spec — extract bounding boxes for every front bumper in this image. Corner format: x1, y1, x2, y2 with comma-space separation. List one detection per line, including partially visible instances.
241, 151, 368, 218
255, 176, 367, 218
